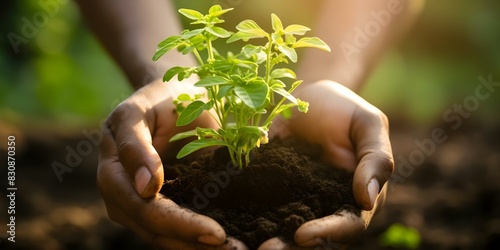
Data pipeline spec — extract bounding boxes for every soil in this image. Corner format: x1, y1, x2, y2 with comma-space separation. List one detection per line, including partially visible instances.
5, 120, 499, 250
160, 138, 361, 249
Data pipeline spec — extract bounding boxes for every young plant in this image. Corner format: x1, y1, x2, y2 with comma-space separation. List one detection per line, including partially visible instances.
153, 5, 330, 168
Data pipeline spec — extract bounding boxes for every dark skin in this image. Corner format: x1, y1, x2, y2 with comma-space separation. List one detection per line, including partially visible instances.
76, 0, 423, 249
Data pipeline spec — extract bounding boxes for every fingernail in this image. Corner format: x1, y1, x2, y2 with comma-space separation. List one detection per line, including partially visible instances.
198, 234, 221, 245
368, 178, 380, 209
135, 166, 151, 195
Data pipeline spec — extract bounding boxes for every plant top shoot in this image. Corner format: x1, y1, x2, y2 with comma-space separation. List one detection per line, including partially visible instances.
153, 5, 330, 168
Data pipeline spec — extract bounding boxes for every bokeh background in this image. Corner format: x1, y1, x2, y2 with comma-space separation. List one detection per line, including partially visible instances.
1, 0, 499, 249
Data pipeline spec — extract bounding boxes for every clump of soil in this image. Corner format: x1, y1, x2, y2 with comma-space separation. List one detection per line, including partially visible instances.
161, 138, 360, 249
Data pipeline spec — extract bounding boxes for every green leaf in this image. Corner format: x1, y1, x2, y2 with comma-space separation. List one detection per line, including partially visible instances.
241, 44, 262, 58
163, 66, 186, 82
177, 139, 228, 159
179, 9, 204, 20
293, 37, 331, 52
177, 101, 205, 126
194, 76, 230, 87
285, 34, 296, 45
169, 129, 198, 142
284, 24, 311, 35
269, 79, 286, 89
236, 20, 264, 32
177, 93, 192, 101
227, 20, 268, 43
277, 44, 298, 63
271, 85, 297, 104
234, 79, 269, 109
227, 31, 267, 43
196, 127, 220, 139
209, 5, 222, 14
237, 126, 269, 149
217, 85, 234, 99
153, 36, 182, 61
206, 26, 232, 38
271, 13, 283, 33
181, 29, 204, 39
271, 68, 296, 79
291, 80, 304, 90
209, 5, 233, 17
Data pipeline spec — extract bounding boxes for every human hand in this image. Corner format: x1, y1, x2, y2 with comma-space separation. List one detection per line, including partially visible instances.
98, 79, 247, 249
262, 80, 393, 249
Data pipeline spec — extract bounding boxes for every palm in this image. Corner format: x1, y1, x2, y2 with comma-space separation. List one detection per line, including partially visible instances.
264, 80, 393, 249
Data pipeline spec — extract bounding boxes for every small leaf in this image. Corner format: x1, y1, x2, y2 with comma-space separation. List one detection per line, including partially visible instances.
271, 85, 297, 104
297, 98, 309, 113
206, 26, 232, 38
217, 85, 234, 99
234, 79, 269, 109
177, 101, 205, 126
277, 44, 298, 63
196, 127, 220, 139
169, 129, 198, 142
227, 31, 267, 43
228, 20, 268, 43
181, 29, 204, 39
236, 20, 264, 32
293, 37, 331, 52
208, 5, 222, 14
291, 80, 304, 90
241, 44, 262, 58
177, 139, 228, 159
163, 66, 186, 82
177, 93, 192, 101
271, 13, 283, 33
194, 76, 230, 87
179, 9, 204, 20
203, 100, 214, 110
209, 5, 233, 17
153, 36, 182, 61
269, 79, 286, 89
271, 68, 296, 79
284, 24, 311, 35
285, 34, 296, 45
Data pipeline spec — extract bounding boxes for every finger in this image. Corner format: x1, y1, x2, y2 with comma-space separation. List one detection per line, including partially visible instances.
153, 236, 249, 250
99, 128, 226, 245
294, 210, 364, 247
350, 108, 394, 210
107, 100, 164, 198
258, 237, 347, 250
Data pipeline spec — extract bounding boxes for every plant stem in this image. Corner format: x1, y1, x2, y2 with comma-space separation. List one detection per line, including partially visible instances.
193, 50, 204, 65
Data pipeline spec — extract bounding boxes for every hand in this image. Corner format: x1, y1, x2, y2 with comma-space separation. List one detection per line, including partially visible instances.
262, 80, 393, 249
98, 79, 247, 249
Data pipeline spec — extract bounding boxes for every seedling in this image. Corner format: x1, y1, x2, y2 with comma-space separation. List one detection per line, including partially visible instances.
153, 5, 330, 168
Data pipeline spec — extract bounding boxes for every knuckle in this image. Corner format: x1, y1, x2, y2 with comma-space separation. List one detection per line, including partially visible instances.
378, 152, 395, 173
110, 101, 135, 124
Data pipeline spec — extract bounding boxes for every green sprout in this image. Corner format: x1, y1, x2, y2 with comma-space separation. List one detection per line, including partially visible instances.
153, 5, 330, 168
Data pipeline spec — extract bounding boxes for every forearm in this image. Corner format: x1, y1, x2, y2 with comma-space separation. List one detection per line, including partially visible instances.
76, 0, 196, 89
298, 0, 424, 92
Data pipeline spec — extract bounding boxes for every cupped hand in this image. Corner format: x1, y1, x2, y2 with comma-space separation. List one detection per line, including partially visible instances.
262, 80, 393, 249
98, 79, 247, 249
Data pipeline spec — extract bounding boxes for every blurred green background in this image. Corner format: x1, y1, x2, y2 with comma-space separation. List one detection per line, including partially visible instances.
1, 0, 499, 132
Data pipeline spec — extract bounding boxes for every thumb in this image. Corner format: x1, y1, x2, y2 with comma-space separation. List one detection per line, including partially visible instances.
351, 108, 394, 210
107, 102, 164, 198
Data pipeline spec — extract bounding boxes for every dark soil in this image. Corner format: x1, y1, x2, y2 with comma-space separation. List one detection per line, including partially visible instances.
161, 138, 361, 249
